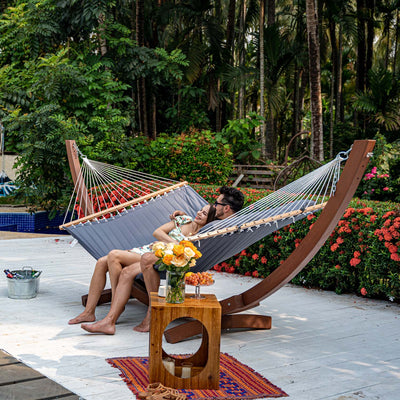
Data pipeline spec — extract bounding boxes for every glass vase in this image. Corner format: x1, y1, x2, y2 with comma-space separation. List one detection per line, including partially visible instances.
166, 270, 185, 304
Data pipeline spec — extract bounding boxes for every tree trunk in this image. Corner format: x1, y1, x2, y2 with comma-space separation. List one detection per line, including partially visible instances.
328, 19, 337, 158
265, 113, 275, 161
226, 0, 236, 56
305, 0, 324, 161
356, 0, 367, 133
220, 0, 237, 127
267, 0, 275, 26
0, 0, 8, 13
292, 63, 299, 140
384, 10, 391, 69
356, 0, 367, 93
136, 0, 149, 138
299, 67, 307, 131
393, 11, 399, 75
337, 22, 343, 123
97, 14, 108, 56
365, 0, 374, 85
151, 93, 157, 139
238, 0, 246, 119
260, 0, 266, 159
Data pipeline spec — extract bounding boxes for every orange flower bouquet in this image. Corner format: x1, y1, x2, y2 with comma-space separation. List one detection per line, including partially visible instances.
153, 240, 202, 303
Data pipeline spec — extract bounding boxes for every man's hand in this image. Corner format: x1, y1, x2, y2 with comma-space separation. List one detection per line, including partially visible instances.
169, 210, 186, 220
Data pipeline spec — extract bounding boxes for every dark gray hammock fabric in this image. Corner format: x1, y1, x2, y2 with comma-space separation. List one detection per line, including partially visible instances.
65, 185, 314, 270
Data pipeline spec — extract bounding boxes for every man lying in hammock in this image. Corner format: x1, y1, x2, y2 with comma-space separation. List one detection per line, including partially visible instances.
71, 186, 244, 335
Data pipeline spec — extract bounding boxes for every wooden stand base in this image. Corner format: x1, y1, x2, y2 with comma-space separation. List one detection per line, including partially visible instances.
164, 313, 271, 344
149, 293, 221, 390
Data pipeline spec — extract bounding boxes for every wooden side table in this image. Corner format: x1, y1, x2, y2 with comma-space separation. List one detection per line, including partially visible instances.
149, 293, 221, 390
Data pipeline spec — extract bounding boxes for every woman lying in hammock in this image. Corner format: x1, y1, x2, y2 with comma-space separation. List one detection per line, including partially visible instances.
68, 203, 217, 332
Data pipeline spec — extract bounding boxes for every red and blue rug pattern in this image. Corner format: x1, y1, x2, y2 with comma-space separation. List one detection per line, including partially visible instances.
106, 352, 288, 399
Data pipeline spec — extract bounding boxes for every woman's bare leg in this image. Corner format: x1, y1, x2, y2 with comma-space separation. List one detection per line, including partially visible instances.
107, 250, 141, 300
69, 250, 141, 325
68, 256, 108, 324
81, 263, 141, 335
134, 252, 159, 332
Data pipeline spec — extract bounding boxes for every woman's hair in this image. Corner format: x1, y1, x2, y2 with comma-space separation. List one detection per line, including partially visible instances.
205, 204, 217, 225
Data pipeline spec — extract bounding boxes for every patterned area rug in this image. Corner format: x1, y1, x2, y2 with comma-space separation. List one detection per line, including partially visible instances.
107, 353, 288, 399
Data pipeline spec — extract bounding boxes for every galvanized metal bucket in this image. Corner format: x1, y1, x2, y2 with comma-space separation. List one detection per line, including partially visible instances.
6, 267, 41, 299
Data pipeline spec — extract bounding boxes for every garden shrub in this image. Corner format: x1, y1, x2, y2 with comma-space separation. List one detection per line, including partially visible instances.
131, 130, 233, 186
355, 166, 392, 201
194, 184, 400, 303
218, 112, 265, 163
389, 157, 400, 202
355, 134, 400, 202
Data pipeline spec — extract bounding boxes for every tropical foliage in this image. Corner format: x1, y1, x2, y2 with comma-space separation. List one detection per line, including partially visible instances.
0, 3, 399, 221
1, 0, 399, 162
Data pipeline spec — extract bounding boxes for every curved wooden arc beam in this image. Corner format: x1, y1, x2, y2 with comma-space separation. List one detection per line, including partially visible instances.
164, 140, 375, 343
65, 140, 94, 217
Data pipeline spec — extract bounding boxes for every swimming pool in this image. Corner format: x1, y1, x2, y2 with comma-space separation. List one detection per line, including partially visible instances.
0, 208, 70, 234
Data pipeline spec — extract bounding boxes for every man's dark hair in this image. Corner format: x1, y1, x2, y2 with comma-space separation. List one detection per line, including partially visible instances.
219, 186, 245, 212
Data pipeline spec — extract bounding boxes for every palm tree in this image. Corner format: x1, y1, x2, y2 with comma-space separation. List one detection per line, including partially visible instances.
305, 0, 324, 161
353, 68, 400, 135
324, 0, 355, 156
238, 0, 247, 119
136, 0, 149, 138
260, 0, 266, 158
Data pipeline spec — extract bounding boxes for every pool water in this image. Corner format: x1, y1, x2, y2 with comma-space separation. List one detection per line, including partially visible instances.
0, 210, 70, 234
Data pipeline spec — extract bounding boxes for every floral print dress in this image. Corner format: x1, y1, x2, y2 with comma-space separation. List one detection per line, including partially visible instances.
129, 215, 193, 255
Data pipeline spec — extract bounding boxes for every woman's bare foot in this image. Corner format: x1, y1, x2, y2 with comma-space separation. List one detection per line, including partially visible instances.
133, 316, 150, 332
68, 312, 95, 325
81, 318, 116, 335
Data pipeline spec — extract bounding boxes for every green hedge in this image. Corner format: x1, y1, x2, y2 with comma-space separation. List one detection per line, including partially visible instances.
130, 130, 233, 185
193, 183, 400, 303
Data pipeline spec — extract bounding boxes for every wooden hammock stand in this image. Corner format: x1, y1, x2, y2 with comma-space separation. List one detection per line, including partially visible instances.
66, 139, 375, 343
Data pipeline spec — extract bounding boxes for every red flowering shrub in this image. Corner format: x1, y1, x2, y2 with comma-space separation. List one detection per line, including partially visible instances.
197, 184, 400, 302
74, 179, 165, 219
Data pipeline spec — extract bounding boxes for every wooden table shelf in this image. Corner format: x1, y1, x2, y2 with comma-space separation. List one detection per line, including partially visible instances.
149, 293, 221, 390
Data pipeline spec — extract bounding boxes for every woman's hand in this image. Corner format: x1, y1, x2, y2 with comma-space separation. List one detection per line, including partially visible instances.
169, 210, 186, 220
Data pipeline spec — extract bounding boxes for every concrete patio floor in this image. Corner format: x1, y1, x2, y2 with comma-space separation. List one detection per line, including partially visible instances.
0, 235, 399, 400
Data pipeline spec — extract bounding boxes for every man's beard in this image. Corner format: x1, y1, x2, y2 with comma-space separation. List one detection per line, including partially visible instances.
215, 209, 224, 219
